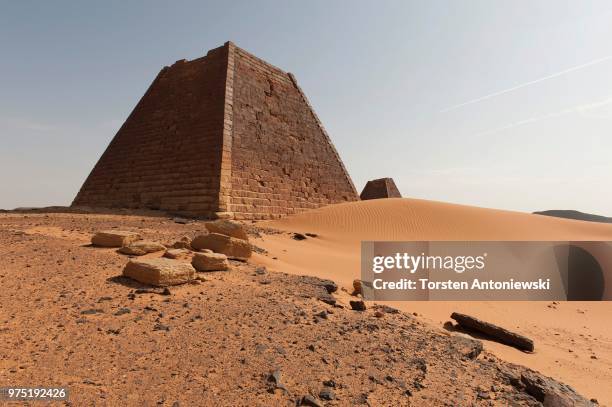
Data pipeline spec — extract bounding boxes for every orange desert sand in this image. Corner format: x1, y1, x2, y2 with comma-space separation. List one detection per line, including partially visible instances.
0, 198, 609, 405
254, 198, 612, 405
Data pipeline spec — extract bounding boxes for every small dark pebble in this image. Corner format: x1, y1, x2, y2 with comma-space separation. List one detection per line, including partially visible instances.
315, 311, 328, 320
322, 380, 336, 388
319, 388, 335, 400
267, 369, 287, 392
318, 295, 336, 306
114, 308, 131, 316
320, 279, 338, 294
350, 300, 366, 311
477, 391, 490, 400
268, 369, 282, 385
80, 309, 104, 315
376, 305, 399, 314
293, 233, 307, 241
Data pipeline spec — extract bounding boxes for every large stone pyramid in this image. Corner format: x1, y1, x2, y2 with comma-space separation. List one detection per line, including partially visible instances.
73, 42, 358, 219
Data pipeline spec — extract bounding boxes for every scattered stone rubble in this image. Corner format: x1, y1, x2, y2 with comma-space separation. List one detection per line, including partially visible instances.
191, 233, 252, 260
93, 219, 251, 286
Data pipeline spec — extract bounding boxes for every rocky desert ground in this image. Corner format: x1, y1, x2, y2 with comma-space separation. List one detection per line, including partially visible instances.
0, 207, 602, 406
255, 198, 612, 406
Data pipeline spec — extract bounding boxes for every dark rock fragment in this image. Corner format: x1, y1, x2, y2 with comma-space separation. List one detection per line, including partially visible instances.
267, 368, 287, 393
322, 379, 336, 388
319, 387, 335, 400
80, 309, 104, 315
153, 323, 170, 332
114, 307, 131, 316
451, 312, 534, 352
299, 395, 322, 407
318, 294, 336, 306
451, 334, 484, 360
320, 279, 338, 294
315, 310, 328, 320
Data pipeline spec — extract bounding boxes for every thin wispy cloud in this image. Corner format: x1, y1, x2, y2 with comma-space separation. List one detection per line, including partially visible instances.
0, 116, 56, 132
472, 95, 612, 138
441, 55, 612, 112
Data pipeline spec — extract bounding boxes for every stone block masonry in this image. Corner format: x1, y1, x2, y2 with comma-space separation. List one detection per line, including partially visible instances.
73, 42, 359, 219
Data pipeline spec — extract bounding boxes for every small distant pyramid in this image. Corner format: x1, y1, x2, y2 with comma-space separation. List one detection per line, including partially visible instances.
73, 42, 358, 219
360, 178, 401, 200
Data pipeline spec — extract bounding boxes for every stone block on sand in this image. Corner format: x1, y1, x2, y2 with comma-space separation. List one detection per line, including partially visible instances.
122, 258, 195, 286
192, 252, 229, 271
204, 219, 248, 241
171, 236, 193, 250
163, 248, 193, 260
191, 233, 252, 260
92, 230, 142, 247
118, 240, 166, 255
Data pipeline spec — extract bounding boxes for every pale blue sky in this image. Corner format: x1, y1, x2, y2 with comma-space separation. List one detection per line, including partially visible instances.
2, 1, 612, 214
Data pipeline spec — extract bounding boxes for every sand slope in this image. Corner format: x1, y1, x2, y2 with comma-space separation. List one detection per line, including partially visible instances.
253, 198, 612, 405
264, 197, 612, 240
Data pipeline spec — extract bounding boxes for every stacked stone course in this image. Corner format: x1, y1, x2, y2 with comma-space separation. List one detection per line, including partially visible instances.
73, 42, 358, 219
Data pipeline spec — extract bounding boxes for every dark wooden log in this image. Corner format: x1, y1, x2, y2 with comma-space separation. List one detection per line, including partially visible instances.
450, 312, 534, 352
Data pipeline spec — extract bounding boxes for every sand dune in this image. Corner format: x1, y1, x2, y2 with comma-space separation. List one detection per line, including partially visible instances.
252, 198, 612, 405
264, 197, 612, 240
